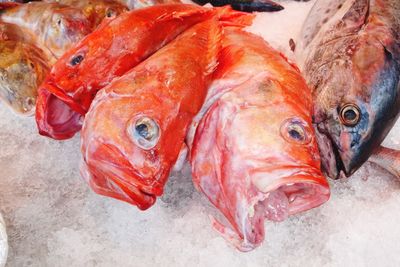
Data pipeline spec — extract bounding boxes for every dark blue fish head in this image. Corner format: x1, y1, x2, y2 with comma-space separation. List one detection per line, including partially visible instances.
314, 45, 400, 179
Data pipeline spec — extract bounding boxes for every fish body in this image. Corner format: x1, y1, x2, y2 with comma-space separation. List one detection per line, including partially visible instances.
296, 0, 400, 178
369, 146, 400, 178
80, 18, 222, 210
190, 28, 330, 251
36, 4, 252, 140
0, 22, 50, 115
43, 0, 128, 27
117, 0, 181, 10
192, 0, 284, 12
0, 2, 93, 60
0, 213, 7, 267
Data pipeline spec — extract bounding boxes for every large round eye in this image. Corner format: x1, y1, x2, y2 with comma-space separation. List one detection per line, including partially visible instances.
106, 8, 117, 18
339, 103, 361, 127
129, 117, 160, 150
280, 118, 311, 145
70, 54, 84, 66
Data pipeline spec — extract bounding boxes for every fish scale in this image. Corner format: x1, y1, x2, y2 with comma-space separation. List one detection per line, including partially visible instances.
80, 17, 226, 210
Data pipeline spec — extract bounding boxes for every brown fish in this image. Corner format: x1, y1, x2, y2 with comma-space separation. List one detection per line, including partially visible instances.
0, 22, 50, 115
43, 0, 128, 27
0, 2, 92, 60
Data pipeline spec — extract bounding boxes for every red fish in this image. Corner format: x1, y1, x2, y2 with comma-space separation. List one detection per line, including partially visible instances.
36, 4, 252, 140
189, 29, 330, 251
80, 18, 224, 210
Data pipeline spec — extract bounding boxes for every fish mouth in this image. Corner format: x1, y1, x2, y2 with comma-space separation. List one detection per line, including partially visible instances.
211, 172, 330, 252
314, 123, 348, 179
80, 142, 164, 210
41, 78, 87, 115
80, 159, 157, 210
35, 89, 82, 140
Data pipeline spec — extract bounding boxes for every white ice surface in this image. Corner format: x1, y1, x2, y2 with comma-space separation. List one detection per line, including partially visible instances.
0, 0, 400, 266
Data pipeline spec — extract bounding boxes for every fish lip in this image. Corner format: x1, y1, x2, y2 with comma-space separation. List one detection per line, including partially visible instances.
84, 141, 165, 197
41, 78, 87, 115
212, 172, 330, 251
251, 171, 330, 213
81, 159, 157, 210
314, 122, 348, 179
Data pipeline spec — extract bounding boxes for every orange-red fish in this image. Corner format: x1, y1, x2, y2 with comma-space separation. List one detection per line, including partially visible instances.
80, 18, 223, 210
36, 4, 253, 140
189, 29, 330, 251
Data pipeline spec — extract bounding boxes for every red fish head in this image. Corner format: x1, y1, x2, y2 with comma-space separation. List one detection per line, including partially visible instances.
191, 74, 330, 251
43, 5, 92, 58
81, 78, 188, 210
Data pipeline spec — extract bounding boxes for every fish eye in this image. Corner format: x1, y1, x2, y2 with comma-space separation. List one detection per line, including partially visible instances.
106, 8, 116, 18
129, 117, 160, 150
280, 118, 311, 145
339, 104, 361, 127
70, 54, 84, 66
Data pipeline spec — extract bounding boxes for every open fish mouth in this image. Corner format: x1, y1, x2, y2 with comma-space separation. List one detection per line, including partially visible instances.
210, 174, 330, 252
36, 89, 82, 140
40, 79, 87, 115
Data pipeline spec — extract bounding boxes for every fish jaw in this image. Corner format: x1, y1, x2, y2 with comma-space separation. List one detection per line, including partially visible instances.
198, 170, 329, 252
81, 134, 167, 209
35, 88, 83, 140
35, 76, 87, 139
80, 159, 156, 210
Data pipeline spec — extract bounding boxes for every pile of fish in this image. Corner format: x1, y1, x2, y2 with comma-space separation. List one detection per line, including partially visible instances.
0, 0, 399, 254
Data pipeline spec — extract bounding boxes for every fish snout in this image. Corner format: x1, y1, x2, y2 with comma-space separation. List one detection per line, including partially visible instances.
81, 140, 164, 209
80, 159, 156, 210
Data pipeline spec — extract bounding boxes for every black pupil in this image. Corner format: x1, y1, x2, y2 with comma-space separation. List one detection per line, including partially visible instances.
106, 9, 114, 17
289, 129, 303, 141
344, 109, 357, 121
70, 55, 84, 66
136, 123, 150, 140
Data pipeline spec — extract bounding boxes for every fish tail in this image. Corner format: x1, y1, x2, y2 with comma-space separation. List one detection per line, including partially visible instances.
214, 6, 255, 28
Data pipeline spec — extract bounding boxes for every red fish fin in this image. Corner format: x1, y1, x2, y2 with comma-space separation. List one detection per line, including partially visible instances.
206, 18, 223, 75
214, 6, 255, 28
155, 5, 211, 22
0, 2, 20, 10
